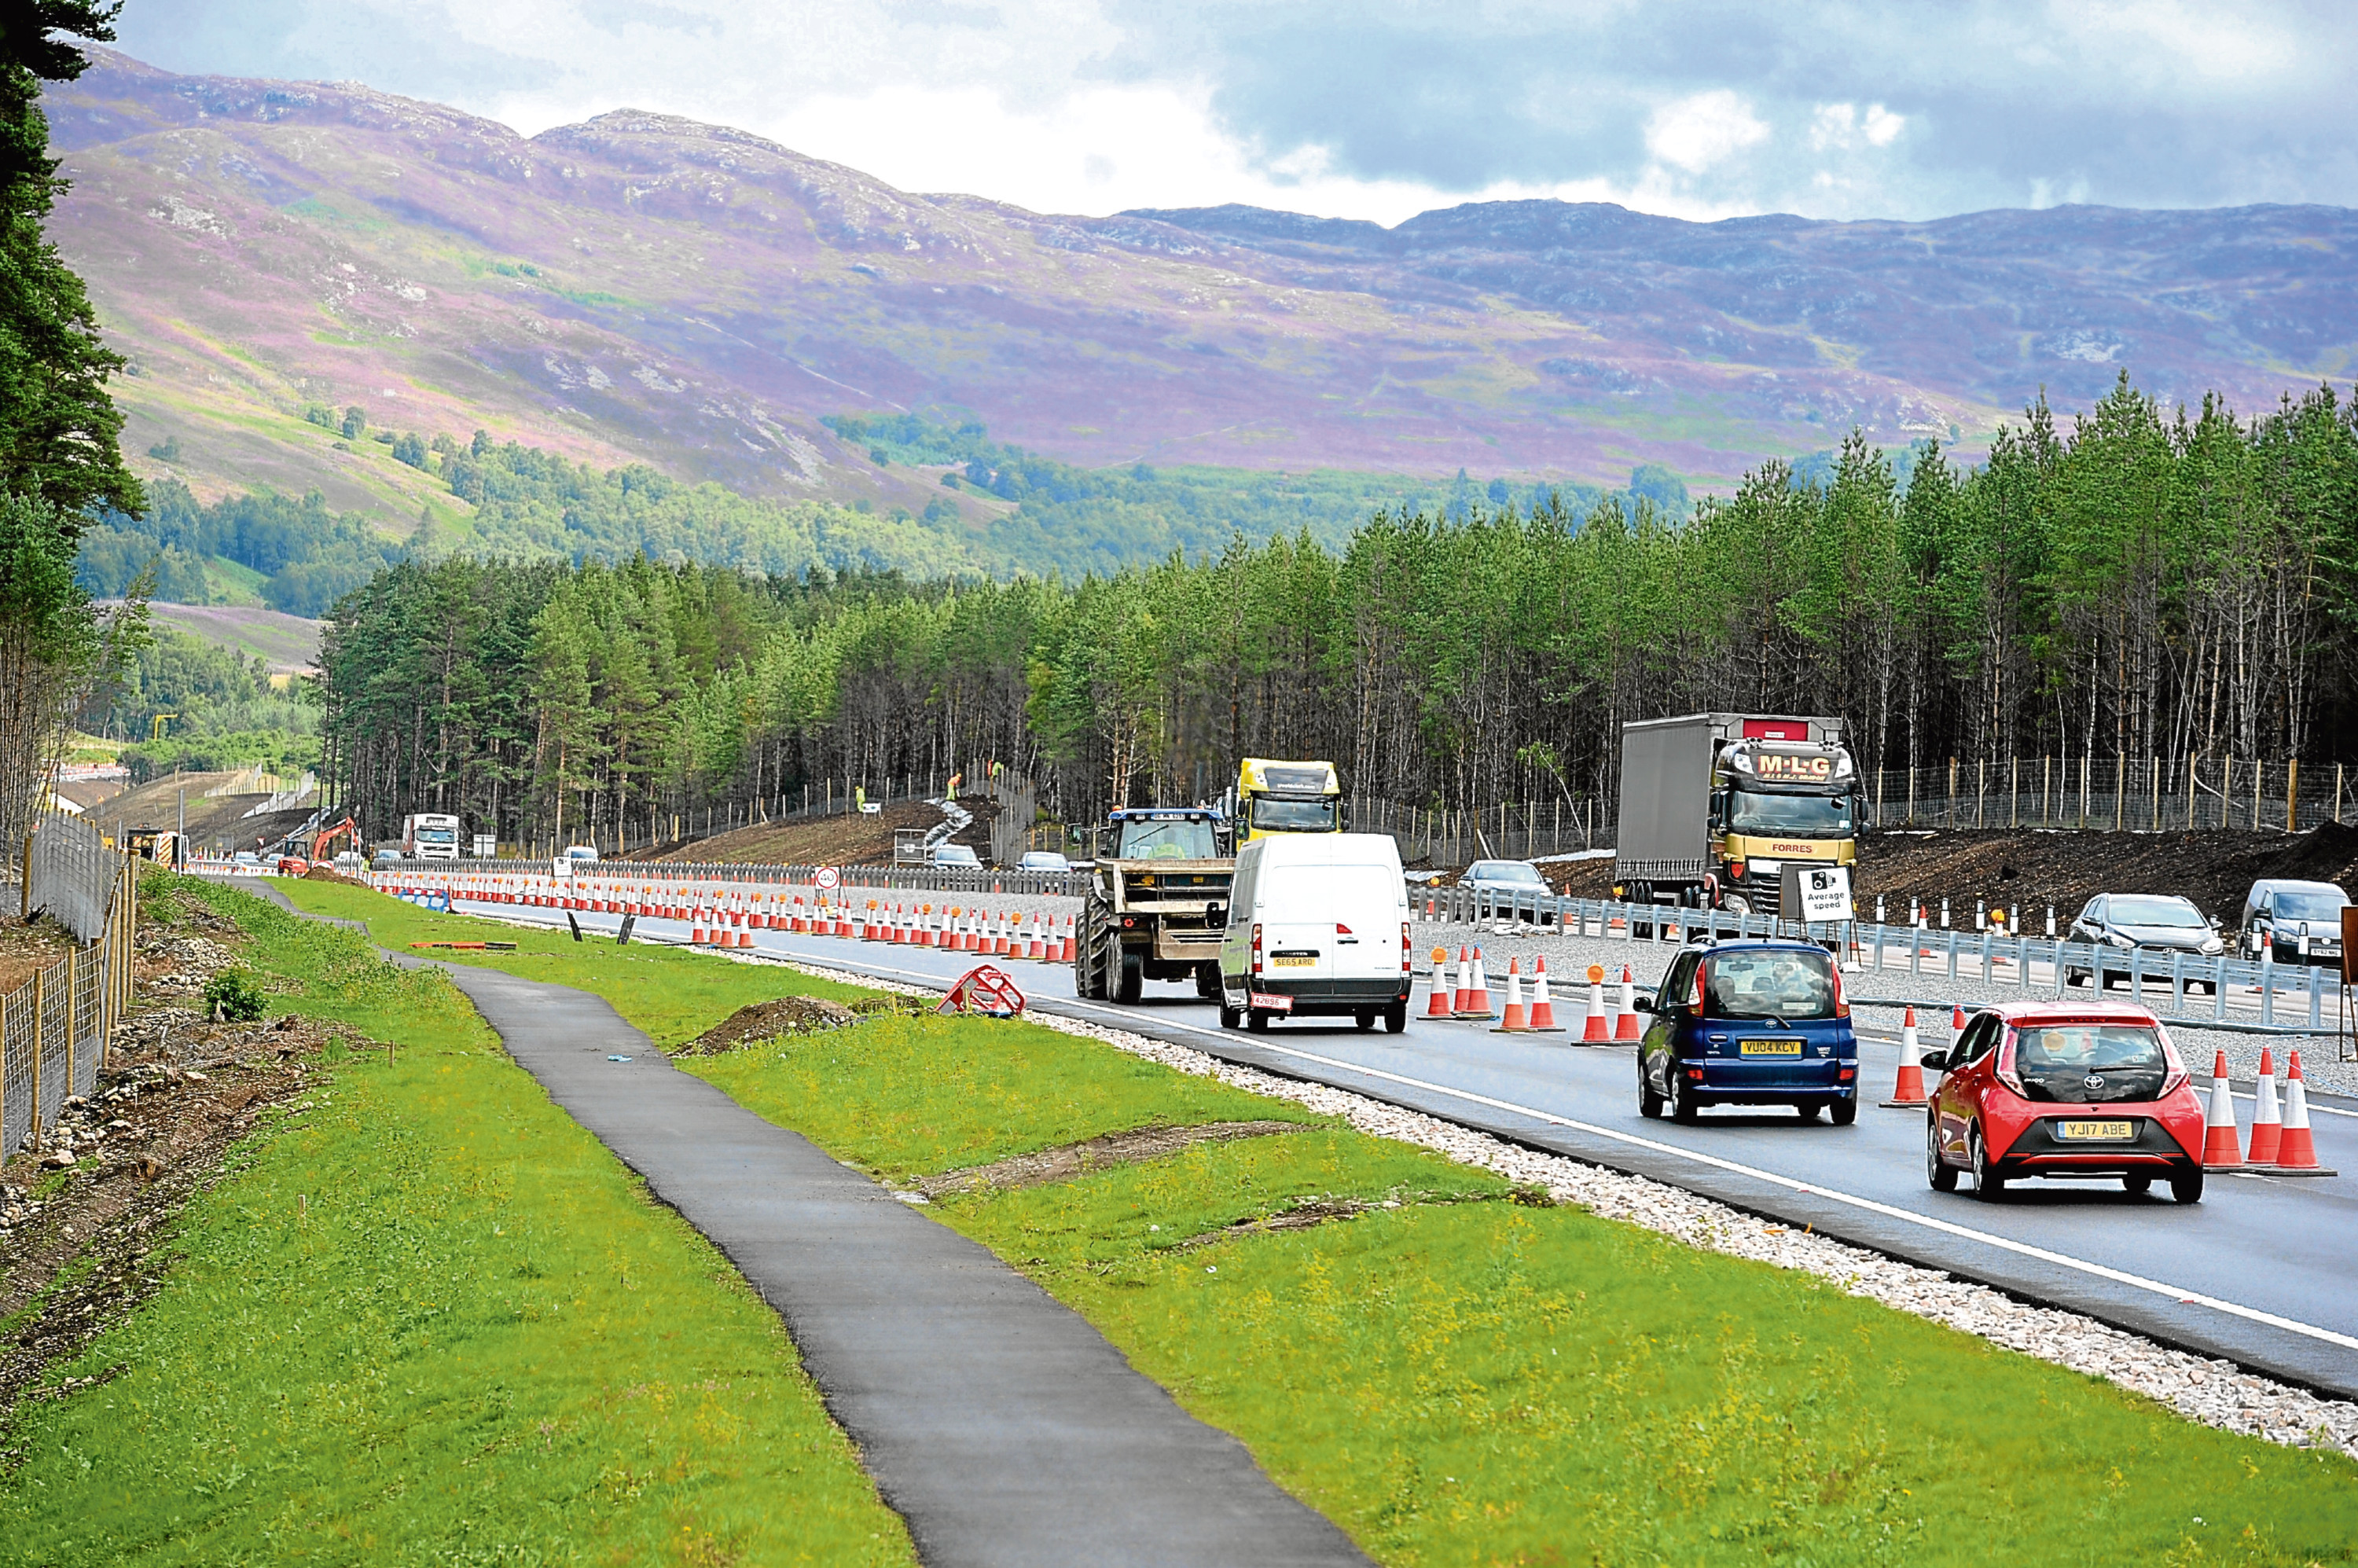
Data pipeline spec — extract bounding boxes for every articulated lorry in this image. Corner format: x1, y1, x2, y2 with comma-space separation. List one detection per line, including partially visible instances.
1612, 714, 1859, 915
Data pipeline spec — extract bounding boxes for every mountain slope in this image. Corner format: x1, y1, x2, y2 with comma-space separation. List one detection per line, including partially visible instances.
42, 50, 2358, 520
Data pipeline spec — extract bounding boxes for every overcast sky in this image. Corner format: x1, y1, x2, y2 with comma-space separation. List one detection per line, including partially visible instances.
110, 1, 2358, 226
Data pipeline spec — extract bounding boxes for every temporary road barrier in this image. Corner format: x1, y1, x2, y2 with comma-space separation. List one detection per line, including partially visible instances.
1494, 961, 1529, 1033
2202, 1049, 2245, 1169
2247, 1048, 2282, 1165
1882, 1007, 1929, 1107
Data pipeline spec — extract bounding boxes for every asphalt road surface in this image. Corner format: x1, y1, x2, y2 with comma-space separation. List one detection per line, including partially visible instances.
439, 891, 2358, 1402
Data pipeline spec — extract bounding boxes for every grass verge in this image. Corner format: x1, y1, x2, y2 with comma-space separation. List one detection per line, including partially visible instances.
686, 1010, 2358, 1566
0, 873, 914, 1566
277, 878, 872, 1047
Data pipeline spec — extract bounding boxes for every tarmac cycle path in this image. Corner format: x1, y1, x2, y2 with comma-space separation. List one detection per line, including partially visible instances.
238, 879, 1369, 1568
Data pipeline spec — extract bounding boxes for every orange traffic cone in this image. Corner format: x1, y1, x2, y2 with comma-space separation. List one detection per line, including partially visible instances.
1495, 960, 1530, 1032
1456, 948, 1495, 1019
1527, 957, 1563, 1031
2273, 1051, 2331, 1173
1882, 1007, 1929, 1107
1582, 965, 1609, 1042
2246, 1048, 2282, 1166
1426, 948, 1454, 1019
2201, 1049, 2244, 1169
1614, 965, 1643, 1041
1951, 1004, 1966, 1036
1449, 946, 1471, 1012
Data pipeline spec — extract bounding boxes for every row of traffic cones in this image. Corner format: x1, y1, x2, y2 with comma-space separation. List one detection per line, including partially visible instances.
2203, 1047, 2332, 1173
1422, 949, 1644, 1039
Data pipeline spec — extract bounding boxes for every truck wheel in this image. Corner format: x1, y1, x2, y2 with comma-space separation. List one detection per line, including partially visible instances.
1194, 963, 1221, 999
1074, 896, 1106, 999
1383, 1002, 1407, 1033
1220, 1002, 1240, 1030
1117, 952, 1143, 1004
1354, 1010, 1375, 1030
1247, 1008, 1271, 1032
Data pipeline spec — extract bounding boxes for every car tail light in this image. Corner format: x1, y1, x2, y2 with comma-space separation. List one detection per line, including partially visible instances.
1401, 921, 1412, 973
1830, 968, 1850, 1019
1995, 1037, 2026, 1099
1691, 963, 1707, 1011
1251, 922, 1263, 978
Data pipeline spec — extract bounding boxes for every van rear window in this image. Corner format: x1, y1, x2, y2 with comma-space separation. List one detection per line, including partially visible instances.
1261, 865, 1401, 922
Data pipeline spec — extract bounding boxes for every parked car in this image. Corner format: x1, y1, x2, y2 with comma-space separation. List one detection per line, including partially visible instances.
231, 850, 260, 865
931, 843, 982, 868
2064, 894, 2224, 987
373, 848, 402, 865
1463, 858, 1555, 922
562, 844, 599, 861
1219, 832, 1412, 1033
1636, 939, 1859, 1123
332, 850, 366, 875
1019, 850, 1072, 873
1923, 1001, 2205, 1203
2239, 879, 2349, 965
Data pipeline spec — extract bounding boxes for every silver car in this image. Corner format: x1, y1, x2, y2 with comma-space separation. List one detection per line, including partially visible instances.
2066, 893, 2224, 989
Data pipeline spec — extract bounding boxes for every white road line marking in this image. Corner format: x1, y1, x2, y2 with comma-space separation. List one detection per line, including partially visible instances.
446, 903, 2358, 1352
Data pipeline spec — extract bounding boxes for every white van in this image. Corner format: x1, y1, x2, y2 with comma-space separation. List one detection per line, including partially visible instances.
1218, 832, 1411, 1033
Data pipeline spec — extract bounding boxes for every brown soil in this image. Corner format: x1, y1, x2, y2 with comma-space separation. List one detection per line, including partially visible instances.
1526, 825, 2358, 926
0, 916, 77, 1000
302, 864, 363, 887
636, 798, 949, 867
676, 994, 864, 1054
918, 1120, 1306, 1199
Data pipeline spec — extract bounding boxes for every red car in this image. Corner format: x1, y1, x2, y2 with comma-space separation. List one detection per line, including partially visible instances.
1924, 1000, 2206, 1203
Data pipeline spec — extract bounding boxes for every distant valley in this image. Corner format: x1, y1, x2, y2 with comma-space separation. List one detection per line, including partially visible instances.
43, 48, 2358, 553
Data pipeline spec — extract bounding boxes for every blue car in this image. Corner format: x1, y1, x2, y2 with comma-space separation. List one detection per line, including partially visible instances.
1636, 939, 1859, 1124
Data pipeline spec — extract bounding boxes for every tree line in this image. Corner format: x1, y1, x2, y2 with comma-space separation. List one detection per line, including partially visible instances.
315, 372, 2358, 852
1, 2, 146, 854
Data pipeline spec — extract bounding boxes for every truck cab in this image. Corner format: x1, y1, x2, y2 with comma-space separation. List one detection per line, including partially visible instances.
1707, 739, 1859, 915
1236, 758, 1342, 843
1615, 714, 1860, 915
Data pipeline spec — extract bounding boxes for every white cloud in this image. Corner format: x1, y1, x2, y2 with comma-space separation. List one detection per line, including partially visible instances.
1644, 90, 1771, 174
1810, 102, 1905, 152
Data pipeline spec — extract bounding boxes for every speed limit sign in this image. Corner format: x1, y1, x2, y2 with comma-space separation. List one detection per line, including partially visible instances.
814, 866, 840, 890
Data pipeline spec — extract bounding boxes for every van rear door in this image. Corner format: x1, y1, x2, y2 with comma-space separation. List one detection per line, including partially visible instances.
1260, 863, 1401, 987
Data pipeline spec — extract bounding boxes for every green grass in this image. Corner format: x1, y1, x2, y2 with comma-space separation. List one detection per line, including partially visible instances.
0, 874, 915, 1566
679, 982, 2358, 1566
277, 879, 872, 1048
690, 1011, 1327, 1182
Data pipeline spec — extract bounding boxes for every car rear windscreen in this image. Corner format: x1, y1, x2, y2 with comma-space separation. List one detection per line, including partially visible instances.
1702, 949, 1837, 1019
1261, 864, 1401, 923
2012, 1024, 2169, 1103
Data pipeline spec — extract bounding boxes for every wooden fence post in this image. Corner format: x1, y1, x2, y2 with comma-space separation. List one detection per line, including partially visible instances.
2287, 758, 2298, 835
2011, 757, 2020, 828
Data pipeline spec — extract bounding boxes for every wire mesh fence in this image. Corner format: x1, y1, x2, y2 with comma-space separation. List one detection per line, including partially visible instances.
26, 810, 116, 941
2, 845, 134, 1159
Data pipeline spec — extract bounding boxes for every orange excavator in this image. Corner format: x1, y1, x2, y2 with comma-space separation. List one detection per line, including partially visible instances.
277, 813, 359, 875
